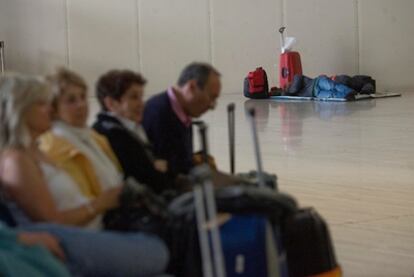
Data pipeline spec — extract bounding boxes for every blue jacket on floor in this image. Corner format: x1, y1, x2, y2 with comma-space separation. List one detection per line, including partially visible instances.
314, 76, 355, 99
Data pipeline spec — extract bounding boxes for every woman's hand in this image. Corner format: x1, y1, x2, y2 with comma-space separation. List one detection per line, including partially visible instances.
18, 232, 66, 261
93, 187, 122, 213
154, 159, 168, 173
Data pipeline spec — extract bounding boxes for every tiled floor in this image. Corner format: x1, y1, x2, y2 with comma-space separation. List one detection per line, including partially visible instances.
199, 93, 414, 277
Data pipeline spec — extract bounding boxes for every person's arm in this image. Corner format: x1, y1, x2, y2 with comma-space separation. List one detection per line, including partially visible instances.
17, 231, 66, 260
105, 130, 171, 192
0, 222, 65, 260
58, 187, 120, 225
1, 150, 120, 226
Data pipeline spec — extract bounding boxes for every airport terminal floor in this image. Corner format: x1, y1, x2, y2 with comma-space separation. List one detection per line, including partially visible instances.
200, 92, 414, 276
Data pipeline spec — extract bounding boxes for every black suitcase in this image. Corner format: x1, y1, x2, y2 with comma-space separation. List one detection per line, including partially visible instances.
283, 208, 341, 277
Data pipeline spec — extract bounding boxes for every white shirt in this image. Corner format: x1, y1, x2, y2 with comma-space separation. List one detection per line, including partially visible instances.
40, 161, 102, 229
109, 112, 149, 144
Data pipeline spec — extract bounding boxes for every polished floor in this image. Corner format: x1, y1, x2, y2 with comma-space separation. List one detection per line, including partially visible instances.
199, 93, 414, 277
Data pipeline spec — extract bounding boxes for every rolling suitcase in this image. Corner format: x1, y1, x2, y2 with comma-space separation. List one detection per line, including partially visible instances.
167, 121, 295, 277
194, 121, 287, 277
168, 167, 295, 277
283, 208, 341, 277
279, 27, 302, 90
227, 105, 340, 277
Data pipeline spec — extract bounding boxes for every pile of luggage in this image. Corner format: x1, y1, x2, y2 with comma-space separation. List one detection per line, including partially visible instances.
165, 105, 341, 277
243, 27, 375, 101
105, 103, 341, 277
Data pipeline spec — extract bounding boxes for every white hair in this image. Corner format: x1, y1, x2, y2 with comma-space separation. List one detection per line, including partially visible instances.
0, 73, 50, 149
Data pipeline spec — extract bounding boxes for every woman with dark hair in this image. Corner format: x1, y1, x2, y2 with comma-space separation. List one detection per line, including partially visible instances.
93, 69, 172, 193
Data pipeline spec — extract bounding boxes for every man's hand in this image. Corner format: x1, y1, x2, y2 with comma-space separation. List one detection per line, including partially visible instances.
154, 159, 168, 173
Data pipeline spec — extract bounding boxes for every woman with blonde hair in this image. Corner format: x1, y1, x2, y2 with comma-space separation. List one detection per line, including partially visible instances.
0, 72, 169, 276
0, 72, 118, 229
40, 68, 123, 198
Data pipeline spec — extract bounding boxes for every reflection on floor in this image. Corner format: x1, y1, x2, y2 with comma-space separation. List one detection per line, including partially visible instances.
199, 93, 414, 277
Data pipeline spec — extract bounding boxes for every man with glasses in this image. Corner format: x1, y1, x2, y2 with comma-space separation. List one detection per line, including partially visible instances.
143, 62, 221, 180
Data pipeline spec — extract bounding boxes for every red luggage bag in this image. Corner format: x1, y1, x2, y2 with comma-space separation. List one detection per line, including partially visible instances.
279, 27, 302, 89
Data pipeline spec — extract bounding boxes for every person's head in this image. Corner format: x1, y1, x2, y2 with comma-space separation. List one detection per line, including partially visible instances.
0, 73, 52, 149
47, 68, 89, 128
176, 62, 221, 118
96, 70, 147, 123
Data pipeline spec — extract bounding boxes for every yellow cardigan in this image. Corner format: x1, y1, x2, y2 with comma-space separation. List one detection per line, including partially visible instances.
39, 130, 122, 198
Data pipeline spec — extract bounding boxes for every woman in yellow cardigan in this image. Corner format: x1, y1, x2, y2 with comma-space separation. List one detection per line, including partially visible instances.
40, 68, 123, 199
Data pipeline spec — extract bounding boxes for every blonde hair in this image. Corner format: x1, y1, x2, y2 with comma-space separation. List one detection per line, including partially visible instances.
0, 73, 50, 149
47, 67, 87, 109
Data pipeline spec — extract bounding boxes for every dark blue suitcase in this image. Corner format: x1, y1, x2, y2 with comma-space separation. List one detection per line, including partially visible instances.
167, 176, 297, 277
221, 215, 288, 277
172, 119, 293, 277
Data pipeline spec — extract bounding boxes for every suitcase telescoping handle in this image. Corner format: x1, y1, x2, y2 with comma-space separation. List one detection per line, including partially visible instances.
279, 27, 286, 54
0, 41, 5, 73
247, 108, 266, 188
192, 121, 226, 277
227, 103, 235, 174
193, 120, 209, 163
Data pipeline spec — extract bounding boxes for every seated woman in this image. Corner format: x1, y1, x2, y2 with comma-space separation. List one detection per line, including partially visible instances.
0, 72, 116, 229
93, 69, 173, 193
0, 73, 169, 277
40, 68, 123, 199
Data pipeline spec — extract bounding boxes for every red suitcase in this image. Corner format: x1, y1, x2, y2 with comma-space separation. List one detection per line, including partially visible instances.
279, 27, 302, 89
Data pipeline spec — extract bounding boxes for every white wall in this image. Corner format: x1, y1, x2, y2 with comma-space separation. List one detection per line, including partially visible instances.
285, 0, 358, 77
1, 0, 413, 94
1, 0, 67, 75
0, 1, 6, 46
359, 0, 414, 92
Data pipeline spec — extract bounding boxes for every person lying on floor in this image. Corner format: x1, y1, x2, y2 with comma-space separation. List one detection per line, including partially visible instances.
0, 73, 169, 276
283, 74, 356, 100
92, 69, 174, 193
